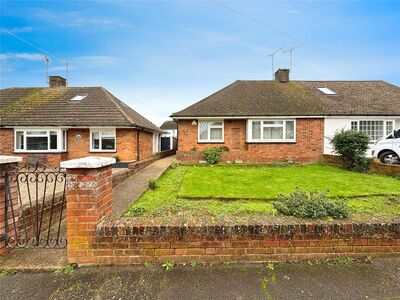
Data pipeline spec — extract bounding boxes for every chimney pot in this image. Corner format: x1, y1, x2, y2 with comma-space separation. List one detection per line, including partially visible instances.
49, 76, 67, 88
274, 69, 290, 83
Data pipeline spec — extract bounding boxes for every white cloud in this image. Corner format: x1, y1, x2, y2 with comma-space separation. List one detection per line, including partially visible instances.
3, 26, 33, 33
0, 53, 44, 61
74, 55, 118, 67
289, 10, 301, 14
34, 9, 133, 29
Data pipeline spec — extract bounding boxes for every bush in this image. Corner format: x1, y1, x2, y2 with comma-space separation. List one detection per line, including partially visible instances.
112, 155, 120, 162
272, 187, 349, 219
148, 179, 157, 190
203, 147, 228, 164
331, 129, 370, 171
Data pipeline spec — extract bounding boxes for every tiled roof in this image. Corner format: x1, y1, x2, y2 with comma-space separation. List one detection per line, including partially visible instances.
171, 80, 400, 117
0, 87, 162, 132
160, 120, 177, 130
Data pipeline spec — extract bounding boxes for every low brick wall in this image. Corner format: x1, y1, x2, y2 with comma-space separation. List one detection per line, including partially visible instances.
154, 149, 176, 160
112, 149, 176, 187
370, 160, 400, 176
177, 150, 319, 164
322, 154, 400, 177
21, 192, 65, 236
74, 219, 400, 265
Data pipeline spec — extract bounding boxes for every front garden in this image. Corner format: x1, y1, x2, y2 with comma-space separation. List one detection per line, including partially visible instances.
125, 163, 400, 221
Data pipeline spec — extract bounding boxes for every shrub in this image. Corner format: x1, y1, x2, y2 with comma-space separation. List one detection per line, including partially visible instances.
148, 179, 157, 190
331, 129, 370, 171
273, 187, 349, 219
203, 147, 228, 164
112, 155, 120, 162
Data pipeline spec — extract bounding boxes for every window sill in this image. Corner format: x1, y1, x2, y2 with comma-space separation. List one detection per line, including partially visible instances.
14, 151, 67, 154
197, 141, 225, 144
89, 150, 117, 153
246, 141, 297, 144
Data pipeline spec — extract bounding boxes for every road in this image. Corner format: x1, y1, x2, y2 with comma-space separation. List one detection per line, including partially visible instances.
1, 258, 399, 299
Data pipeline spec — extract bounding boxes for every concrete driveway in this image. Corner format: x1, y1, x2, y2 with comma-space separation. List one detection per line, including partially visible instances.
112, 155, 176, 216
1, 258, 399, 299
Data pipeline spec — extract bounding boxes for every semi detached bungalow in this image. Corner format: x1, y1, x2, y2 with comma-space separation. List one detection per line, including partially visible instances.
0, 76, 163, 166
171, 69, 400, 163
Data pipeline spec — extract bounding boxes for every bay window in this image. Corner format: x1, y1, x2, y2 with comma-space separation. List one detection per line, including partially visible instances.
14, 129, 67, 152
198, 121, 224, 143
248, 119, 296, 142
351, 120, 394, 141
90, 129, 116, 151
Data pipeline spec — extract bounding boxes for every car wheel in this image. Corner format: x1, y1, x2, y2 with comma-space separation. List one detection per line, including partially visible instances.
379, 151, 400, 164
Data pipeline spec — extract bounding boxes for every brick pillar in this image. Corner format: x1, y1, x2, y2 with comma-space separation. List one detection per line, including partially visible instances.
61, 157, 115, 265
0, 156, 22, 255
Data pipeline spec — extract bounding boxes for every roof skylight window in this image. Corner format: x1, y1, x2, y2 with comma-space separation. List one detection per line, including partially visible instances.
71, 93, 88, 101
317, 87, 337, 95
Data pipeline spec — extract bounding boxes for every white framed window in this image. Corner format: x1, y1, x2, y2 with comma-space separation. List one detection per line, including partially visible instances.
351, 120, 394, 141
247, 119, 296, 143
90, 129, 116, 152
14, 129, 67, 152
198, 120, 224, 143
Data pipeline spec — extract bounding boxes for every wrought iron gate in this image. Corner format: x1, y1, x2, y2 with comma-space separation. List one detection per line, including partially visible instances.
4, 163, 67, 248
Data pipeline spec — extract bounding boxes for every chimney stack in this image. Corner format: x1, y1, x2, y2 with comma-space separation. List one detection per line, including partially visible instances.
274, 69, 290, 83
49, 76, 67, 88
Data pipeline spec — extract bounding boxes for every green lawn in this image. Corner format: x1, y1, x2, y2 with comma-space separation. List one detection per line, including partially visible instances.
124, 164, 400, 219
179, 164, 399, 199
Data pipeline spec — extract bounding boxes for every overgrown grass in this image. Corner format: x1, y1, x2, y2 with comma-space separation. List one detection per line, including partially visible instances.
124, 164, 400, 219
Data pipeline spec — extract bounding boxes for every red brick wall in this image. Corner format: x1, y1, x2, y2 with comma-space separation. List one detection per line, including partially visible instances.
138, 130, 154, 161
177, 119, 324, 163
66, 165, 113, 264
0, 129, 14, 155
0, 128, 156, 166
67, 128, 138, 162
90, 220, 400, 265
323, 154, 400, 177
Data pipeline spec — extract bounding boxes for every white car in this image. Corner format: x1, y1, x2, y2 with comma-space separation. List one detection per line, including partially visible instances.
372, 129, 400, 164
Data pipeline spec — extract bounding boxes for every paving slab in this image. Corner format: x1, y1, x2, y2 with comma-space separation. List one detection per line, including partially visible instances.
112, 155, 176, 216
0, 258, 399, 299
0, 249, 67, 270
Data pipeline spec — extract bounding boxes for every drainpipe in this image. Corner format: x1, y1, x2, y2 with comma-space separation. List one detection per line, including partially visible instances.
136, 130, 140, 161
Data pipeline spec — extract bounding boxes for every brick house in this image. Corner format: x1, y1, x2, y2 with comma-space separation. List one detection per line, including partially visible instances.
0, 76, 163, 166
171, 69, 400, 163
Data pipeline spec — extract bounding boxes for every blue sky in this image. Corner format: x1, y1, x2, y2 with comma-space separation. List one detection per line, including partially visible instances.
1, 1, 400, 125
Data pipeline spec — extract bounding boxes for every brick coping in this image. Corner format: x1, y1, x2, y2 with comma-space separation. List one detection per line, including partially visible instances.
97, 216, 400, 240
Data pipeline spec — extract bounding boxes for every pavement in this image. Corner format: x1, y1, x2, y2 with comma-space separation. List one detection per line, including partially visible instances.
1, 258, 400, 299
112, 155, 176, 216
0, 249, 67, 271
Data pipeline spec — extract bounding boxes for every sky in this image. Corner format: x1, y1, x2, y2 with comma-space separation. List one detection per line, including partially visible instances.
1, 0, 400, 126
